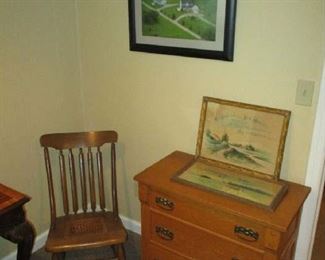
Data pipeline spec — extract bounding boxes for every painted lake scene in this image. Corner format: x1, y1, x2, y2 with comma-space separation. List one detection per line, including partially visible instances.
142, 0, 219, 41
199, 100, 287, 178
176, 161, 286, 208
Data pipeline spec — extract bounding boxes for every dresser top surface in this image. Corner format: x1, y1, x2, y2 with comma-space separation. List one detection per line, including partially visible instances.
134, 151, 310, 232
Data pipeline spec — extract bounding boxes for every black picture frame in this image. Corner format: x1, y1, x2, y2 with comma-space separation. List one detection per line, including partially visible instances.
128, 0, 237, 61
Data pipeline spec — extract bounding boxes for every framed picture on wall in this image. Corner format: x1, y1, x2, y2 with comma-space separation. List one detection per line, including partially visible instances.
128, 0, 237, 61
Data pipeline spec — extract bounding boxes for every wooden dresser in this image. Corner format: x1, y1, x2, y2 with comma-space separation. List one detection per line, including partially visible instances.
134, 151, 310, 260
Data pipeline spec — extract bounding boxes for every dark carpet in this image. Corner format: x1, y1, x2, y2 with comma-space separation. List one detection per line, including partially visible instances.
31, 230, 141, 260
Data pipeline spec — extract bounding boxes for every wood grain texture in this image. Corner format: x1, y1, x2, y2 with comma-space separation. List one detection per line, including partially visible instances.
134, 151, 311, 260
0, 183, 30, 215
40, 131, 118, 150
40, 131, 126, 259
0, 183, 35, 260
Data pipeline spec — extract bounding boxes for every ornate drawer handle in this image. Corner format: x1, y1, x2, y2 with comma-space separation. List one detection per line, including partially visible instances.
155, 226, 174, 241
234, 225, 259, 242
155, 196, 174, 210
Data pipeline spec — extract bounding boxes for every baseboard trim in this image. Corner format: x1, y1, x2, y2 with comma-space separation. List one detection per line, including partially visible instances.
3, 215, 141, 260
120, 215, 141, 235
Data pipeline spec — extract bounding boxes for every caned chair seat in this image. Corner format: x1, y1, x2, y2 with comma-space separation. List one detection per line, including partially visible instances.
40, 131, 127, 259
46, 212, 127, 253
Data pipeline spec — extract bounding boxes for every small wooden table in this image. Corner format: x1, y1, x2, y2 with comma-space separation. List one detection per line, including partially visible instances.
0, 183, 35, 259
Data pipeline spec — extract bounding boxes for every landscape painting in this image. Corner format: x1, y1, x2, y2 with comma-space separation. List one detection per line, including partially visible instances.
196, 97, 291, 180
174, 160, 287, 210
142, 0, 218, 41
128, 0, 237, 60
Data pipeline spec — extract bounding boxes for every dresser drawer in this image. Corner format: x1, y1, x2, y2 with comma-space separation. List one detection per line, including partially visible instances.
150, 210, 264, 260
150, 191, 265, 249
147, 243, 189, 260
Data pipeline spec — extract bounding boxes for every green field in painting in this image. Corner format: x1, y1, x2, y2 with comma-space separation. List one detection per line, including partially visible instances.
141, 0, 218, 41
180, 16, 215, 41
160, 0, 218, 24
150, 0, 217, 24
143, 0, 179, 9
142, 5, 195, 39
195, 0, 217, 24
161, 6, 184, 20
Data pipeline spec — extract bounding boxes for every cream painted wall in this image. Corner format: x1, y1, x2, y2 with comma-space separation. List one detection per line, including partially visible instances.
0, 0, 83, 257
0, 0, 324, 258
77, 0, 325, 222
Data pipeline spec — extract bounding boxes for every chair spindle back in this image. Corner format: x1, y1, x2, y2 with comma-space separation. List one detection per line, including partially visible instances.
40, 131, 119, 229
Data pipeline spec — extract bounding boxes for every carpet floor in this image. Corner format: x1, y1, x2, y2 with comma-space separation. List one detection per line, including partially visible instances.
31, 230, 141, 260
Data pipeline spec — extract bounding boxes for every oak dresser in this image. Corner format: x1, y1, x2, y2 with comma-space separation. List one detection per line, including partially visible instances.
134, 151, 310, 260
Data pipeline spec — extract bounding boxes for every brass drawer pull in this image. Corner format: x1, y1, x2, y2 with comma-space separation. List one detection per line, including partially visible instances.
234, 225, 259, 242
155, 226, 174, 241
155, 196, 174, 210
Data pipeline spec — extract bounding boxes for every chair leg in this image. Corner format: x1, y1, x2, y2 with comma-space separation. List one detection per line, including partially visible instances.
113, 244, 125, 260
52, 252, 65, 260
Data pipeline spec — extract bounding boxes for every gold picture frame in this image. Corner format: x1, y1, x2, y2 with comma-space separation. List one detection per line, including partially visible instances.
196, 97, 290, 181
173, 97, 291, 210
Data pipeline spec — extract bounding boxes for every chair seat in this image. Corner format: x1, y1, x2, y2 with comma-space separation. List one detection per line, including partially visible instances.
45, 211, 127, 253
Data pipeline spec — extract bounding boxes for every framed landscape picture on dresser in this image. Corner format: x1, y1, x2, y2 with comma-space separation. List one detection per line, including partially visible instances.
196, 97, 291, 180
173, 97, 291, 210
128, 0, 237, 61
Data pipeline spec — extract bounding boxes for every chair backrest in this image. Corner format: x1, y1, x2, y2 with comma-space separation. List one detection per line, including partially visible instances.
40, 131, 119, 228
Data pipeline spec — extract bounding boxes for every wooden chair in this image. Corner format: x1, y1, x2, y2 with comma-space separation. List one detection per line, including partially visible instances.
40, 131, 127, 259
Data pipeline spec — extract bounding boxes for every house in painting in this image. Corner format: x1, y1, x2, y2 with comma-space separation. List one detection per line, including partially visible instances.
192, 4, 200, 14
178, 0, 194, 11
153, 0, 167, 6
